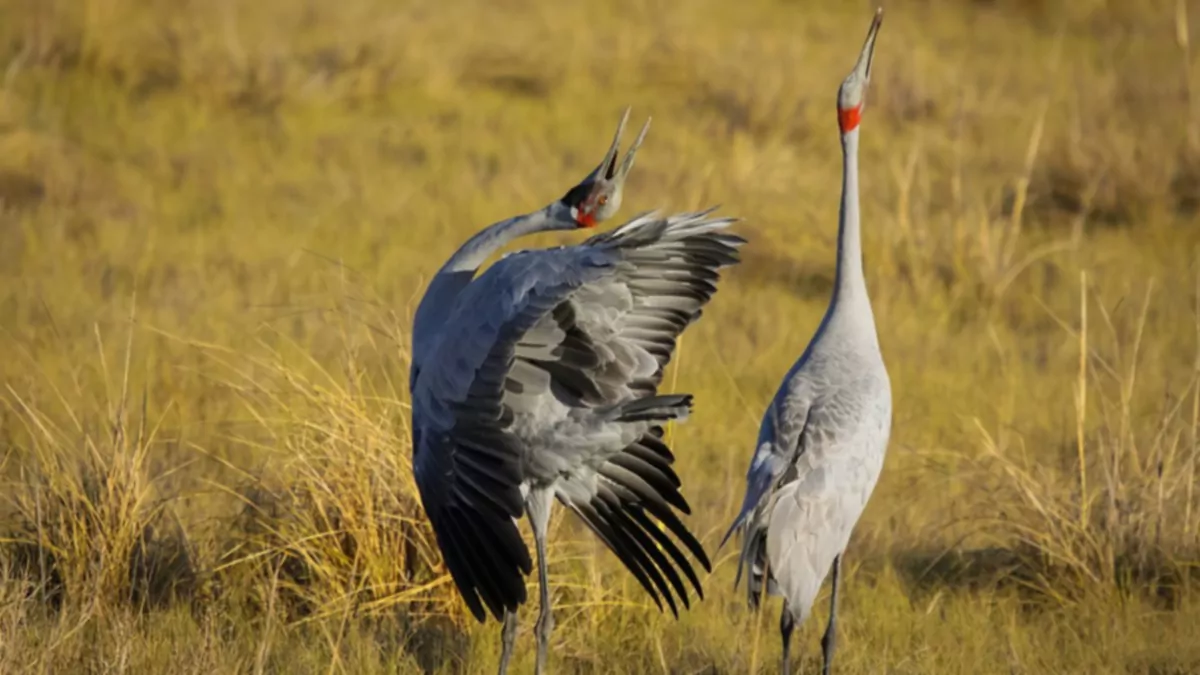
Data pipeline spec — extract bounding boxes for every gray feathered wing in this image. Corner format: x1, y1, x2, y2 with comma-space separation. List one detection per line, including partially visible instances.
547, 211, 745, 614
412, 245, 617, 622
411, 210, 744, 621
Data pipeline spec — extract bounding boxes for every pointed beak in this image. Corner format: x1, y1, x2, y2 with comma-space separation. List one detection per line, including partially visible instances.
558, 107, 650, 228
586, 107, 651, 185
853, 8, 884, 84
615, 116, 651, 183
592, 106, 630, 182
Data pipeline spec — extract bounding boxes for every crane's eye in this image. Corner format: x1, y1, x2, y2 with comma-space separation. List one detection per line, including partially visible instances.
597, 195, 608, 206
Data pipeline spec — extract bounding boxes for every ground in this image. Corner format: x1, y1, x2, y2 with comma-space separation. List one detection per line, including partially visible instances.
1, 0, 1199, 673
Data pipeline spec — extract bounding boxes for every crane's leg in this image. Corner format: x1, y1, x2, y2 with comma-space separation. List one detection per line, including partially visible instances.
780, 600, 795, 675
497, 610, 518, 675
820, 555, 843, 675
526, 488, 555, 675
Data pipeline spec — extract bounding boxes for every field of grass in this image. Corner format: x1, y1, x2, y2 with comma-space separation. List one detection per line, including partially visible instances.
1, 0, 1199, 672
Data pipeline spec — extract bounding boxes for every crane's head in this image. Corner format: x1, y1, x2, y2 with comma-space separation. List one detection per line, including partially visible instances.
837, 7, 883, 135
557, 107, 651, 228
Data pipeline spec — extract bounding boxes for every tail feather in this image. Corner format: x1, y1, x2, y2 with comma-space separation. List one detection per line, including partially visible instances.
741, 525, 775, 610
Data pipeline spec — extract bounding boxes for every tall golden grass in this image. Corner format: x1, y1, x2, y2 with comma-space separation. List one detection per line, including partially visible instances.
1, 0, 1199, 672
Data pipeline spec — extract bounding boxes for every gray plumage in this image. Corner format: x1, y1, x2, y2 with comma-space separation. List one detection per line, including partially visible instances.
413, 208, 743, 605
410, 108, 650, 391
407, 111, 744, 675
720, 10, 890, 675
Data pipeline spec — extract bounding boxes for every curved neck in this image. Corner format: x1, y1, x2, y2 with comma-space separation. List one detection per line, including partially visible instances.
442, 206, 557, 273
833, 129, 867, 305
411, 206, 560, 379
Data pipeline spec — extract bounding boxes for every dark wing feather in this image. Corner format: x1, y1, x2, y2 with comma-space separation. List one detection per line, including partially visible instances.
545, 212, 741, 610
571, 208, 747, 400
561, 428, 712, 615
537, 211, 742, 612
413, 421, 532, 622
412, 247, 619, 622
413, 209, 743, 621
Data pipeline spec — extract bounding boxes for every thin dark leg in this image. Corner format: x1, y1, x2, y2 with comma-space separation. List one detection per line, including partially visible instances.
821, 555, 843, 675
780, 601, 795, 675
532, 523, 553, 675
497, 610, 518, 675
528, 490, 555, 675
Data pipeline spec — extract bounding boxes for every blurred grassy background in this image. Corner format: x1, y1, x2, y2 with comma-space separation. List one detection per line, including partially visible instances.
1, 0, 1199, 672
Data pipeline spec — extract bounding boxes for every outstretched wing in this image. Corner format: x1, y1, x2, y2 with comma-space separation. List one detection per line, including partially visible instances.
568, 208, 746, 400
412, 209, 744, 621
545, 211, 745, 612
558, 424, 716, 616
492, 209, 746, 418
412, 246, 618, 622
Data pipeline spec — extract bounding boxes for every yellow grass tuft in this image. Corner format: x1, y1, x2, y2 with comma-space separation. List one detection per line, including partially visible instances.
203, 320, 449, 624
1, 306, 196, 614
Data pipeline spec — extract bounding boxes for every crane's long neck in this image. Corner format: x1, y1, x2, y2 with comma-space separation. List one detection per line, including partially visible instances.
825, 128, 878, 346
442, 206, 558, 273
834, 129, 866, 302
410, 207, 558, 381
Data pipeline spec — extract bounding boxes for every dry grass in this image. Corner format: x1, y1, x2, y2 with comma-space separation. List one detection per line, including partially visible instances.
1, 0, 1200, 672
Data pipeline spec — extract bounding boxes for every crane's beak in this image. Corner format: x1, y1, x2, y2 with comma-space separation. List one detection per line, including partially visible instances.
587, 107, 651, 184
838, 8, 883, 132
558, 107, 651, 228
592, 107, 630, 182
615, 114, 651, 183
853, 8, 883, 85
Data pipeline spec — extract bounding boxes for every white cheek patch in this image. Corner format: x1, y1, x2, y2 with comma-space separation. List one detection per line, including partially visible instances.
570, 206, 580, 221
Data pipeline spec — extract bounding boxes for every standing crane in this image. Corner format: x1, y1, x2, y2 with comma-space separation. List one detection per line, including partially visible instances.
719, 9, 890, 675
409, 111, 745, 675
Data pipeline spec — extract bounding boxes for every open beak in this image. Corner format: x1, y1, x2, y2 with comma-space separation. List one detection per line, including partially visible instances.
589, 107, 629, 183
589, 107, 651, 184
563, 107, 652, 228
615, 114, 650, 182
853, 8, 884, 84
